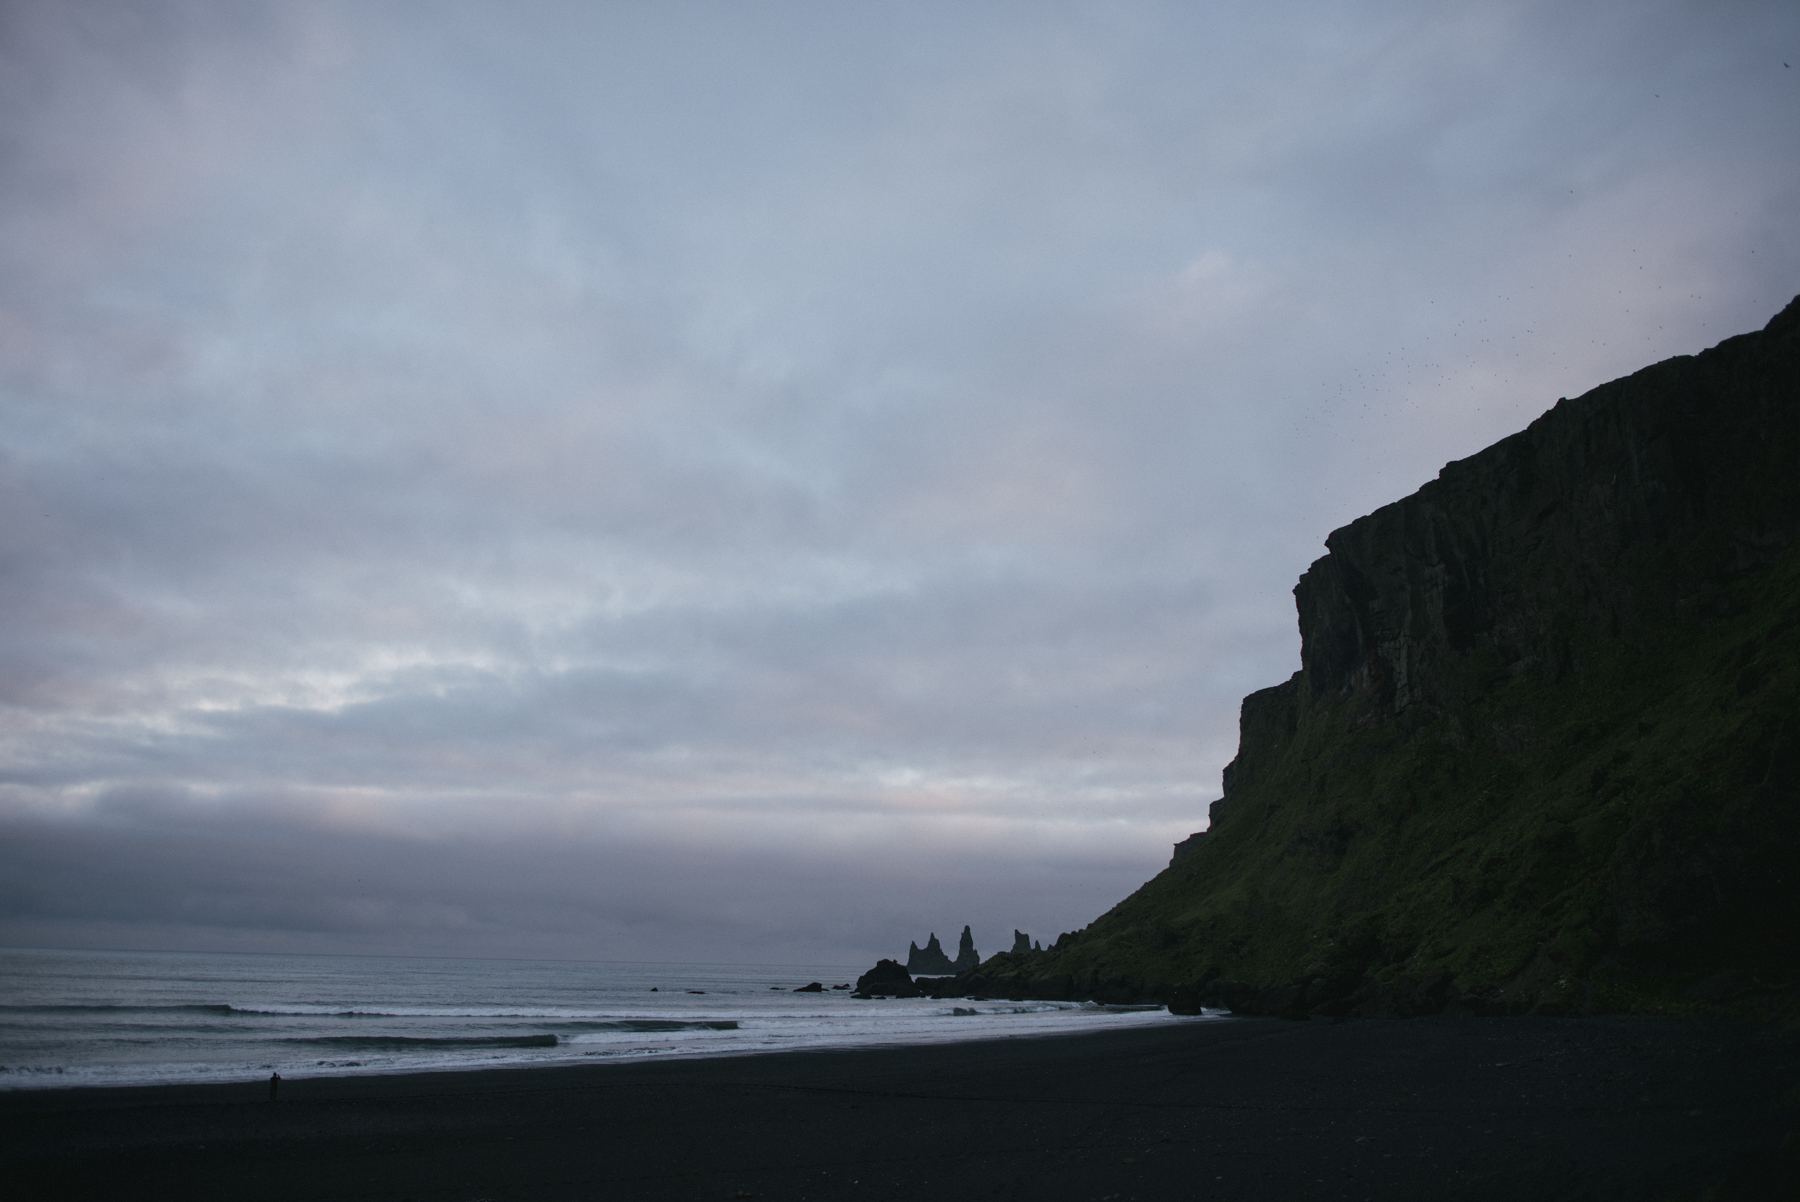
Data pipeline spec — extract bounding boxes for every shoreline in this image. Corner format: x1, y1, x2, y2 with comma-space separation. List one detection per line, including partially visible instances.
5, 1015, 1796, 1200
0, 999, 1193, 1097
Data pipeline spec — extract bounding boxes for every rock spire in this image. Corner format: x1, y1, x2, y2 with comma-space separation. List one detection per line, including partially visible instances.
952, 925, 980, 972
905, 933, 955, 974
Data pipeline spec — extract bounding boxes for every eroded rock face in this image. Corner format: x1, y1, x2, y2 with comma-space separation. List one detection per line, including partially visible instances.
1010, 930, 1032, 955
1291, 304, 1800, 723
956, 296, 1800, 1017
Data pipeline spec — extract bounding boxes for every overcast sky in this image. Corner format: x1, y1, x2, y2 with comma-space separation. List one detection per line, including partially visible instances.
1, 0, 1795, 967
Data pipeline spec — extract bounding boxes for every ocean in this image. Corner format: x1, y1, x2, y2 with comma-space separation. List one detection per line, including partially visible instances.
0, 947, 1204, 1090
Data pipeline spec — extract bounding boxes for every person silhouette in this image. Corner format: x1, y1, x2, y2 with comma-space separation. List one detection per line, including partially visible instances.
269, 1071, 281, 1101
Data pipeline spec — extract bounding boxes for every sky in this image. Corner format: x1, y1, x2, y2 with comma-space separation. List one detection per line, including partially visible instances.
1, 0, 1796, 967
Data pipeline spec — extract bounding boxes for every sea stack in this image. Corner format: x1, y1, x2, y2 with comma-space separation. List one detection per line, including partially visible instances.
952, 925, 980, 973
906, 934, 956, 974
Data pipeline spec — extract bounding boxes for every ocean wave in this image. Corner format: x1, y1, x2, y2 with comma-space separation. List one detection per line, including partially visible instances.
278, 1020, 741, 1051
284, 1034, 563, 1049
0, 1003, 732, 1019
0, 1003, 239, 1015
217, 1005, 701, 1019
0, 1002, 691, 1019
544, 1020, 740, 1032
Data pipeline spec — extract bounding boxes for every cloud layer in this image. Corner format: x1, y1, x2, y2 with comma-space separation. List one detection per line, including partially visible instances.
2, 0, 1797, 963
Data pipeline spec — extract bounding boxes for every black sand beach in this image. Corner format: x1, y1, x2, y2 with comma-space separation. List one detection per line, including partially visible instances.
4, 1016, 1796, 1201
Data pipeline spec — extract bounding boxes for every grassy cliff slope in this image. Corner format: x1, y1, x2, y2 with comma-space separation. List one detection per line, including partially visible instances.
962, 296, 1800, 1016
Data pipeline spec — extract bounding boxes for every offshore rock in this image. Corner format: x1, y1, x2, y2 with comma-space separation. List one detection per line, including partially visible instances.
1010, 930, 1033, 955
957, 296, 1800, 1018
853, 959, 918, 998
906, 933, 956, 974
953, 926, 980, 973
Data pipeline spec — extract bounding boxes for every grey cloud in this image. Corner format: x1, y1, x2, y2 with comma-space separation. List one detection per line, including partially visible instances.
2, 0, 1797, 960
0, 804, 1147, 964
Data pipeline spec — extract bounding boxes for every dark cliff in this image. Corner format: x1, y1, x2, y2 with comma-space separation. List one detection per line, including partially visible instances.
962, 296, 1800, 1016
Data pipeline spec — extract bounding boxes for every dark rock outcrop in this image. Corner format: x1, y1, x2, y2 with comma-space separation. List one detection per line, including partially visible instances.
1010, 930, 1032, 955
853, 959, 918, 998
1170, 832, 1205, 866
793, 982, 823, 992
906, 933, 956, 974
952, 926, 980, 973
957, 296, 1800, 1018
851, 964, 968, 1000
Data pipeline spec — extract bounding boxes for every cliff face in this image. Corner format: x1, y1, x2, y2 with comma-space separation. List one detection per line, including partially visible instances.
1293, 309, 1800, 721
963, 297, 1800, 1016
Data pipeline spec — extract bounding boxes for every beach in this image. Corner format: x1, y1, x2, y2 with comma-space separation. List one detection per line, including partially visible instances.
5, 1015, 1795, 1201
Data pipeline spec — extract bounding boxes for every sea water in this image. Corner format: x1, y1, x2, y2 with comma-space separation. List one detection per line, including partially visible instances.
0, 947, 1199, 1090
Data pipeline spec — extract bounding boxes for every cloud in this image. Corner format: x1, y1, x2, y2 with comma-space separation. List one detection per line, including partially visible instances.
0, 799, 1151, 964
1, 0, 1797, 960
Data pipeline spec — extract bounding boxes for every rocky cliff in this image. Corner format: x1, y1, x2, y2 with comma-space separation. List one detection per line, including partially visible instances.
961, 296, 1800, 1017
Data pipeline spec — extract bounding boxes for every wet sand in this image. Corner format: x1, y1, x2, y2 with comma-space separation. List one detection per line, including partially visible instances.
3, 1015, 1796, 1201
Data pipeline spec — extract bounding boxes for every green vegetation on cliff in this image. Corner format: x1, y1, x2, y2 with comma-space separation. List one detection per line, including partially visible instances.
963, 297, 1800, 1015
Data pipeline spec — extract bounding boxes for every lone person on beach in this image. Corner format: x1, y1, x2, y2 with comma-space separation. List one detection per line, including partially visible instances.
269, 1072, 280, 1101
